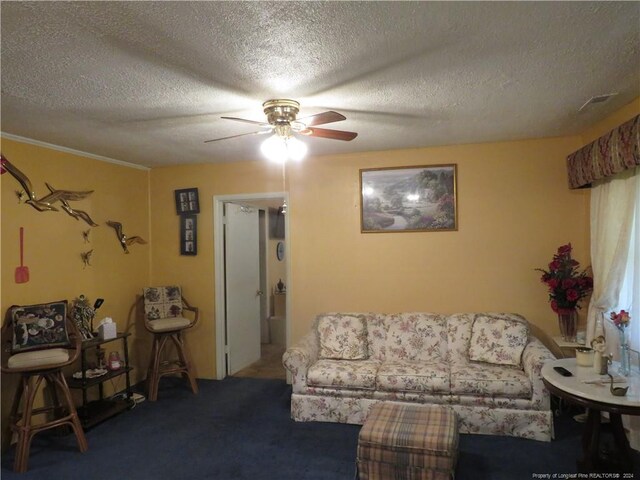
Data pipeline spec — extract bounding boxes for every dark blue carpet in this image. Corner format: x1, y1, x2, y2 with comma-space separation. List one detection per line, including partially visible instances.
2, 377, 639, 479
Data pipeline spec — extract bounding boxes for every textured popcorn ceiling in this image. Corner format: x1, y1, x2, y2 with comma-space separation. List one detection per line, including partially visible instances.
1, 2, 638, 167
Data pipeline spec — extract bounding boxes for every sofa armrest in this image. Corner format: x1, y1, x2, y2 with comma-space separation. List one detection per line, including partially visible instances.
522, 337, 557, 409
283, 328, 319, 393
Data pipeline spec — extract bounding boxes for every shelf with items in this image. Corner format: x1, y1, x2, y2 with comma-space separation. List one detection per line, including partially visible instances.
67, 366, 133, 390
66, 332, 133, 429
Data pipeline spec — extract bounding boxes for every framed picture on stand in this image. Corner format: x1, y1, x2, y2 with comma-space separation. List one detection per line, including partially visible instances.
180, 214, 197, 255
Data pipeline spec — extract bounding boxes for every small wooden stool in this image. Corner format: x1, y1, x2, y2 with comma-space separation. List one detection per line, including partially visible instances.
146, 328, 198, 401
142, 287, 199, 401
2, 304, 88, 473
8, 363, 88, 472
357, 403, 459, 480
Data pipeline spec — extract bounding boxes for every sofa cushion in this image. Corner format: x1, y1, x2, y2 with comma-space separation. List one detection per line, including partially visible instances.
307, 359, 379, 390
376, 361, 450, 394
446, 313, 475, 364
318, 313, 368, 360
468, 315, 529, 366
450, 363, 532, 398
385, 313, 447, 362
366, 314, 389, 361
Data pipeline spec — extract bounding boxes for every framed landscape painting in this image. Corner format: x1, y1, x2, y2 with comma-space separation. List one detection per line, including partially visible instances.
360, 164, 457, 233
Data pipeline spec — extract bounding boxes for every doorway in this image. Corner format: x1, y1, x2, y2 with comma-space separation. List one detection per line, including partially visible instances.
213, 192, 289, 380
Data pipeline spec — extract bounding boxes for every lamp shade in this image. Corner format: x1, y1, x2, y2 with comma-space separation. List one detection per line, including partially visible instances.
260, 134, 288, 163
286, 136, 307, 161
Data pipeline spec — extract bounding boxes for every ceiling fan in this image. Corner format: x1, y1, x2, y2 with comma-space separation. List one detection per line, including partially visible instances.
204, 99, 358, 144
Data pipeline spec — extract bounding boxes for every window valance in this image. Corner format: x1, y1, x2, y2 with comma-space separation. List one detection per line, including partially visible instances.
567, 114, 639, 189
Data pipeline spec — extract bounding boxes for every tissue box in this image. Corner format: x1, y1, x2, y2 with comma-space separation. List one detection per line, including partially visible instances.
98, 322, 117, 340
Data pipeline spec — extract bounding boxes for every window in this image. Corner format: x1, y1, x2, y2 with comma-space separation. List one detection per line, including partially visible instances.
591, 168, 640, 450
587, 167, 639, 353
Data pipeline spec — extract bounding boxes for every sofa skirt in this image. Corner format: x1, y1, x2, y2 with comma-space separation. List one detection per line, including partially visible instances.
290, 393, 553, 442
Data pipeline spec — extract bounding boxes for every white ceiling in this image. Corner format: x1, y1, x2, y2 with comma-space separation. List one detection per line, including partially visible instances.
1, 2, 638, 168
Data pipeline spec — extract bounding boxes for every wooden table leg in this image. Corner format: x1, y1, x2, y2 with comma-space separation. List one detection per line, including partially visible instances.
609, 413, 634, 472
578, 408, 601, 472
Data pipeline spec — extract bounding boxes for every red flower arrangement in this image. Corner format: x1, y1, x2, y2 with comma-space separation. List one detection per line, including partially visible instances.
610, 310, 630, 331
536, 243, 593, 314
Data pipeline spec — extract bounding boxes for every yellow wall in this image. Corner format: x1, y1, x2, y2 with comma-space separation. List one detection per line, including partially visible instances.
149, 161, 285, 378
1, 138, 150, 447
150, 134, 593, 378
1, 98, 637, 448
289, 137, 592, 338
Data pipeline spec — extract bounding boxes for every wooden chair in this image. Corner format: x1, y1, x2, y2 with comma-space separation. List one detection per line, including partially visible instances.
142, 286, 199, 401
1, 301, 88, 473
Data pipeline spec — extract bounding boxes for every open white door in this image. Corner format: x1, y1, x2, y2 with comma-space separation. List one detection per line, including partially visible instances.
224, 202, 262, 375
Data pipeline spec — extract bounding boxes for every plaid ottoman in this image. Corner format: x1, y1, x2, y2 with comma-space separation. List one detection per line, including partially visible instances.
357, 403, 458, 480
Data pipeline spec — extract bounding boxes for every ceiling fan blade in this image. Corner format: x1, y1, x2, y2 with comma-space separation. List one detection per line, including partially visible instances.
300, 127, 358, 141
204, 130, 271, 143
295, 111, 346, 127
221, 116, 271, 127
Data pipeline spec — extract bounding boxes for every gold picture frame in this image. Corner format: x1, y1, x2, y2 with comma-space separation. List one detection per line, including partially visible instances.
360, 164, 457, 233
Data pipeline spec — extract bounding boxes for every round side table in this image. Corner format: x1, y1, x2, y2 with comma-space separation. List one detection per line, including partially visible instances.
542, 358, 640, 473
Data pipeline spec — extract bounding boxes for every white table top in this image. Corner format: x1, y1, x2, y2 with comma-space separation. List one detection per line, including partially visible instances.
542, 358, 640, 409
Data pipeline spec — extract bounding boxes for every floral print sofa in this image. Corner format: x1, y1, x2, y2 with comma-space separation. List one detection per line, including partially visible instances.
283, 312, 556, 441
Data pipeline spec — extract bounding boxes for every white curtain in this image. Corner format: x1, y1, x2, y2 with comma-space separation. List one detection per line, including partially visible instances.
586, 166, 640, 450
625, 182, 640, 451
586, 167, 639, 346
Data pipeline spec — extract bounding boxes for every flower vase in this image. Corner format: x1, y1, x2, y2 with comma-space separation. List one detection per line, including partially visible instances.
558, 310, 577, 342
618, 328, 631, 376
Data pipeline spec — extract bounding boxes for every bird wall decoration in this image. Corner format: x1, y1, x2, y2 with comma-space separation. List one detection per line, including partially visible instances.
106, 220, 147, 254
82, 229, 91, 243
1, 154, 96, 224
81, 250, 94, 268
45, 183, 98, 226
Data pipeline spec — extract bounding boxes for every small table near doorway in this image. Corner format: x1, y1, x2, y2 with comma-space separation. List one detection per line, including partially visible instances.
542, 358, 640, 473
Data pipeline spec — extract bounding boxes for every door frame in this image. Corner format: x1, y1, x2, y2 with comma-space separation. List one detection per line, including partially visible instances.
213, 192, 290, 380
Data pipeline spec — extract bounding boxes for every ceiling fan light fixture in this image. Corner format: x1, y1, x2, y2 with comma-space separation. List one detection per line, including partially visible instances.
260, 134, 307, 163
261, 134, 288, 163
286, 136, 307, 161
207, 98, 356, 151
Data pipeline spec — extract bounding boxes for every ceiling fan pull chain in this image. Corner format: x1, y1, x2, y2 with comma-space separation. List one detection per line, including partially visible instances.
281, 161, 287, 215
